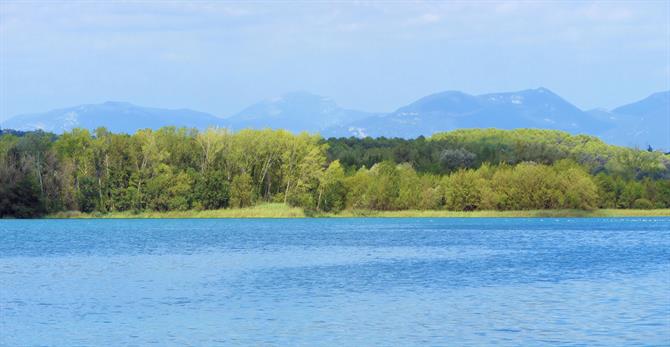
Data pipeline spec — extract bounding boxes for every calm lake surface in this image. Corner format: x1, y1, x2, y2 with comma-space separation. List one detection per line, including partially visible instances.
1, 218, 669, 346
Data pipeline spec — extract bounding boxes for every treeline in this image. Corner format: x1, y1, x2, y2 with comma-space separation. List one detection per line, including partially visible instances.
327, 129, 670, 179
1, 127, 668, 217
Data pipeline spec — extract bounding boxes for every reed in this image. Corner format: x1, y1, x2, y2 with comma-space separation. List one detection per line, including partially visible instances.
46, 204, 670, 219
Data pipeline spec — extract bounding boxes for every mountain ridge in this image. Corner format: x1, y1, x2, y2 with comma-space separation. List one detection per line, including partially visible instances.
325, 87, 614, 139
3, 88, 668, 149
225, 91, 378, 133
2, 101, 228, 134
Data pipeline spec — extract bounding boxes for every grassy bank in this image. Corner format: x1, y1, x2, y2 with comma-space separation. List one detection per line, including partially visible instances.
48, 203, 306, 219
45, 203, 670, 219
328, 209, 670, 218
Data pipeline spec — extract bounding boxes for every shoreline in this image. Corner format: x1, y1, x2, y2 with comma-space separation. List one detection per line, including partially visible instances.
43, 204, 670, 219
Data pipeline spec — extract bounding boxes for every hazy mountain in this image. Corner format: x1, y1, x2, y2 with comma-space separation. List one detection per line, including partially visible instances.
327, 88, 610, 138
475, 88, 608, 130
1, 101, 227, 134
3, 89, 668, 150
226, 91, 376, 133
605, 91, 669, 150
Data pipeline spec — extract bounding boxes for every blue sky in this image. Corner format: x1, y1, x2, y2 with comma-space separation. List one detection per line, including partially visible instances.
0, 1, 668, 120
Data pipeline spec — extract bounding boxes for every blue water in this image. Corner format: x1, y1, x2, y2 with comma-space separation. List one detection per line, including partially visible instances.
1, 218, 669, 346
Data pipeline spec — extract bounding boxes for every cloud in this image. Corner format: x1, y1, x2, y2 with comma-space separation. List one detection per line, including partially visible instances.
337, 22, 363, 32
577, 3, 634, 22
405, 13, 441, 26
0, 0, 667, 118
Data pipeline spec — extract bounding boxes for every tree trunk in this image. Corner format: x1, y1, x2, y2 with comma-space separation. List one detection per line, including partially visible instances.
284, 178, 291, 204
98, 177, 104, 211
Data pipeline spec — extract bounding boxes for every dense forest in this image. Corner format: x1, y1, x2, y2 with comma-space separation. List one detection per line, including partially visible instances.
1, 127, 669, 217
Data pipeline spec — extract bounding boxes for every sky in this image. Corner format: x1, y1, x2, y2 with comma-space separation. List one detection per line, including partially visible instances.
0, 1, 669, 121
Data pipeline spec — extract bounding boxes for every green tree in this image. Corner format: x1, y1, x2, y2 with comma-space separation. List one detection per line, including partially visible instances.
2, 127, 667, 217
367, 161, 400, 210
443, 169, 483, 211
317, 160, 347, 212
618, 181, 644, 208
556, 163, 598, 210
230, 172, 254, 208
0, 160, 46, 218
193, 170, 230, 210
396, 163, 421, 209
345, 167, 373, 209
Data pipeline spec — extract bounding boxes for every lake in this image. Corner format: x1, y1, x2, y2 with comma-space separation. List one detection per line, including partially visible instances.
1, 218, 669, 346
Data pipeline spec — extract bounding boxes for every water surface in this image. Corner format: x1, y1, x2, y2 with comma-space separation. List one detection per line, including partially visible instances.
1, 218, 669, 346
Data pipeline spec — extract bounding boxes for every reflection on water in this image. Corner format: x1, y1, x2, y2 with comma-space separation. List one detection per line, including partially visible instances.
1, 218, 669, 346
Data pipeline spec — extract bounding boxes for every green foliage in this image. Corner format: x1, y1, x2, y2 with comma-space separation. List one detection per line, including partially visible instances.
318, 160, 347, 212
618, 181, 645, 209
77, 176, 100, 213
193, 170, 230, 210
0, 168, 45, 218
230, 173, 254, 208
417, 175, 443, 210
144, 164, 194, 211
439, 160, 598, 211
396, 163, 422, 209
632, 198, 654, 209
0, 127, 668, 217
656, 180, 670, 208
328, 129, 669, 179
367, 161, 401, 210
555, 161, 599, 210
344, 167, 373, 209
442, 169, 483, 211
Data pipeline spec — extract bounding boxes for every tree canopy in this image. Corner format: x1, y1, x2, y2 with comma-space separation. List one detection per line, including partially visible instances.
1, 127, 668, 217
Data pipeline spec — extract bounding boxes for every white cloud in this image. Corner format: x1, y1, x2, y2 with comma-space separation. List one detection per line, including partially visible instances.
577, 3, 634, 22
337, 22, 363, 32
405, 13, 441, 26
0, 0, 667, 117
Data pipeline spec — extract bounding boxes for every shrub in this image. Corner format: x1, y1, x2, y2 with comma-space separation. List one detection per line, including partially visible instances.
632, 198, 654, 209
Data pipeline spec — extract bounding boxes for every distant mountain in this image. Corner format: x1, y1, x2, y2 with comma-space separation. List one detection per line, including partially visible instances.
1, 101, 227, 134
225, 91, 376, 133
601, 91, 669, 150
326, 88, 611, 138
322, 91, 483, 138
2, 89, 668, 150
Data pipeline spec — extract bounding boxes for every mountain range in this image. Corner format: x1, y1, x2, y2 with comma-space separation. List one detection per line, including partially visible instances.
2, 88, 668, 150
2, 101, 227, 134
228, 91, 377, 134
